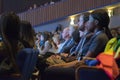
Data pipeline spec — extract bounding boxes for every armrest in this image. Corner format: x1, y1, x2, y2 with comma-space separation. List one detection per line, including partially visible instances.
75, 66, 111, 80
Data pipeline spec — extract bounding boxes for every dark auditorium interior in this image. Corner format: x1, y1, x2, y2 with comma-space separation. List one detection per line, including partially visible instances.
0, 0, 120, 80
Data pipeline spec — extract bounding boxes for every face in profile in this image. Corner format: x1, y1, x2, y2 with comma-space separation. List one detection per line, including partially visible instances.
78, 15, 84, 31
86, 15, 96, 32
62, 28, 69, 39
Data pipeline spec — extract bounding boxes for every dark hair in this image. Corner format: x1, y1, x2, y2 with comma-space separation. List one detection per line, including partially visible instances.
41, 32, 50, 41
41, 32, 51, 50
0, 12, 20, 73
78, 12, 90, 31
91, 9, 112, 39
81, 12, 90, 23
0, 12, 20, 40
55, 24, 63, 33
20, 21, 35, 48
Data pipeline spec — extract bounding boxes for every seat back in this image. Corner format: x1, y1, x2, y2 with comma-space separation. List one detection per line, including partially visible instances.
76, 66, 111, 80
16, 48, 39, 80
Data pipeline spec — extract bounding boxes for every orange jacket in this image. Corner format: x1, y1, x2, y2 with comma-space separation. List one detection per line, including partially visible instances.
96, 53, 119, 80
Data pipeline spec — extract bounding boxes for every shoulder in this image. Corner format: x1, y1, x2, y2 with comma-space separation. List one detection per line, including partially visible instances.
95, 32, 109, 42
98, 32, 108, 38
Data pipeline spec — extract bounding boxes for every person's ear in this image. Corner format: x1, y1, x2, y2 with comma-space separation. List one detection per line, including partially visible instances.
94, 20, 99, 25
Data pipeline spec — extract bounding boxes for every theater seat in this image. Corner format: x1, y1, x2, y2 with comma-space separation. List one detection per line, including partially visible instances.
16, 48, 39, 80
0, 48, 39, 80
75, 66, 111, 80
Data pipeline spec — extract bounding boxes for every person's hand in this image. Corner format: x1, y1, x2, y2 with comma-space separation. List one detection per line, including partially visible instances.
74, 60, 85, 68
60, 53, 68, 57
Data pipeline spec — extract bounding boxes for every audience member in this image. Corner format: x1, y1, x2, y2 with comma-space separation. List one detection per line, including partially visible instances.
0, 12, 21, 76
52, 33, 60, 48
54, 24, 63, 43
59, 25, 77, 54
57, 27, 71, 53
37, 32, 52, 55
82, 9, 112, 57
70, 12, 92, 57
19, 21, 35, 48
110, 28, 118, 37
35, 32, 42, 48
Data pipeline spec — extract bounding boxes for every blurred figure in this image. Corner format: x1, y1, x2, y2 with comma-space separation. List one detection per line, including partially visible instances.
0, 12, 21, 76
52, 33, 60, 48
35, 32, 43, 47
38, 32, 53, 55
50, 0, 55, 5
110, 28, 118, 37
78, 12, 90, 37
57, 27, 70, 53
44, 2, 49, 6
19, 21, 35, 48
55, 24, 63, 34
117, 27, 120, 35
71, 12, 92, 56
33, 4, 37, 9
59, 25, 78, 56
55, 24, 63, 43
29, 6, 32, 10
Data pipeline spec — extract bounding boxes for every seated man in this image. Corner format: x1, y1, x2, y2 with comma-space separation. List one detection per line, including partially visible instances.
58, 25, 77, 54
